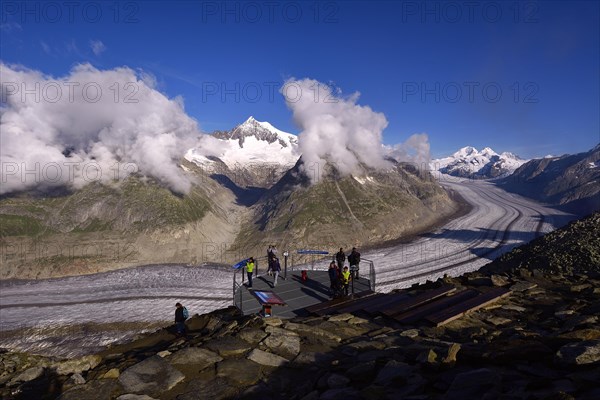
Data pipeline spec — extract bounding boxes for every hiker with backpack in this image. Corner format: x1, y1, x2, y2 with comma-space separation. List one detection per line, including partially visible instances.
175, 302, 189, 336
348, 247, 361, 280
335, 247, 346, 269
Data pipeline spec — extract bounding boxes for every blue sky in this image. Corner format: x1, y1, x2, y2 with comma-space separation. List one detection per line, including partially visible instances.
1, 0, 598, 158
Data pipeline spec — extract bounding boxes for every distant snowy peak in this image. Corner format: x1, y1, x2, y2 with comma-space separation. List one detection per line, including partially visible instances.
432, 146, 527, 179
213, 116, 298, 149
186, 117, 300, 170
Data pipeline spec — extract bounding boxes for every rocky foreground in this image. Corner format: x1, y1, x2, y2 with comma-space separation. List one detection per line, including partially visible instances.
1, 214, 599, 400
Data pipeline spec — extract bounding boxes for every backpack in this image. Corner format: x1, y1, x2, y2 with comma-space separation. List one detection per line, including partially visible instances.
183, 307, 189, 320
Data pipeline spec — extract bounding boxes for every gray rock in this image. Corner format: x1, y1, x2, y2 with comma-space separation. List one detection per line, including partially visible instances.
347, 340, 386, 351
66, 372, 86, 386
237, 328, 268, 344
491, 275, 510, 286
445, 368, 500, 400
417, 349, 438, 365
118, 355, 185, 395
247, 349, 288, 367
400, 329, 420, 338
176, 378, 238, 400
205, 336, 252, 357
327, 373, 350, 389
12, 366, 44, 383
328, 313, 354, 322
374, 360, 413, 385
320, 387, 361, 400
117, 395, 158, 400
292, 352, 335, 366
217, 358, 262, 386
442, 343, 461, 364
53, 355, 102, 375
167, 348, 222, 370
284, 322, 342, 342
264, 326, 301, 358
346, 360, 377, 381
300, 390, 320, 400
556, 340, 600, 365
57, 379, 120, 400
511, 281, 538, 292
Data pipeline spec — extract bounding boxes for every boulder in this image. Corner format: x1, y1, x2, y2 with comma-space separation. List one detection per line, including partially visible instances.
53, 355, 102, 376
264, 326, 301, 358
167, 348, 222, 370
176, 378, 238, 400
117, 395, 158, 400
57, 379, 120, 400
247, 349, 288, 367
102, 368, 120, 379
556, 340, 600, 365
11, 366, 44, 383
237, 328, 268, 344
374, 360, 413, 385
216, 358, 262, 386
327, 373, 350, 389
118, 355, 185, 395
205, 337, 252, 357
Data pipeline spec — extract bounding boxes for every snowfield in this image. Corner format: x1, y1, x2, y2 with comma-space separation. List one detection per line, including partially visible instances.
0, 177, 574, 358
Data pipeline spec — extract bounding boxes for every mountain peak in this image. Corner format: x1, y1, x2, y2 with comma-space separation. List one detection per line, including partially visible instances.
242, 116, 257, 125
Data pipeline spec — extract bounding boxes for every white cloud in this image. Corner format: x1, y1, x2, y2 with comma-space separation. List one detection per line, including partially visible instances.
385, 133, 431, 167
90, 40, 106, 56
0, 63, 202, 194
280, 78, 391, 182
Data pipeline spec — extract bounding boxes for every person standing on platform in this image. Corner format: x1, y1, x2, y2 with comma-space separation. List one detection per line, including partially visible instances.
272, 257, 281, 287
348, 247, 361, 280
335, 247, 346, 269
341, 266, 351, 296
246, 257, 255, 288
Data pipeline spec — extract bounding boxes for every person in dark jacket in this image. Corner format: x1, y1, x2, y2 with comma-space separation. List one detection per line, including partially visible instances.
175, 302, 186, 335
272, 257, 282, 287
348, 247, 361, 280
328, 261, 340, 296
335, 248, 346, 269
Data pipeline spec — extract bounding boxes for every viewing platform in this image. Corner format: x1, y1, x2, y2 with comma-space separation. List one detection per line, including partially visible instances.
232, 253, 376, 318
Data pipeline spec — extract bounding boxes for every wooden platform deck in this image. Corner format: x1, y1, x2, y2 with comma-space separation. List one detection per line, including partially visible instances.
303, 283, 512, 327
236, 270, 373, 318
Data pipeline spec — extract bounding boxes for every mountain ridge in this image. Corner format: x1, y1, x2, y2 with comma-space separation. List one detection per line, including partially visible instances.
432, 146, 527, 179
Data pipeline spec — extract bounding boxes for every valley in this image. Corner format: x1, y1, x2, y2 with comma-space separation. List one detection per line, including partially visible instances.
0, 175, 575, 358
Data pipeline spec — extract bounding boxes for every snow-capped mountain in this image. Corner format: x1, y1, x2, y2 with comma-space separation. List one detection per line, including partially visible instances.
186, 116, 299, 169
431, 146, 527, 179
185, 117, 300, 188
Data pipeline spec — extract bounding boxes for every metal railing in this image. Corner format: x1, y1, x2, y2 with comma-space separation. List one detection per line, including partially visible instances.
233, 252, 377, 314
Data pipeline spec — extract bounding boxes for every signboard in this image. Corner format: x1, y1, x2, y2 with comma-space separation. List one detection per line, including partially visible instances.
297, 249, 329, 255
252, 291, 286, 305
232, 258, 250, 270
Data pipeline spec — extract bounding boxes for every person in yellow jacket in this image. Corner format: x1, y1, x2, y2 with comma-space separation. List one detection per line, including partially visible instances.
246, 257, 255, 288
341, 266, 351, 296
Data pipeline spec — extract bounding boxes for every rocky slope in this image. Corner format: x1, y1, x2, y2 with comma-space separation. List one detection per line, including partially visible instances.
1, 214, 599, 399
0, 163, 244, 279
233, 158, 463, 258
497, 144, 600, 215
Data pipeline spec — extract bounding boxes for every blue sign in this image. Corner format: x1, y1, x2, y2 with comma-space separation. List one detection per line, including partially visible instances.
297, 250, 329, 255
232, 258, 250, 270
